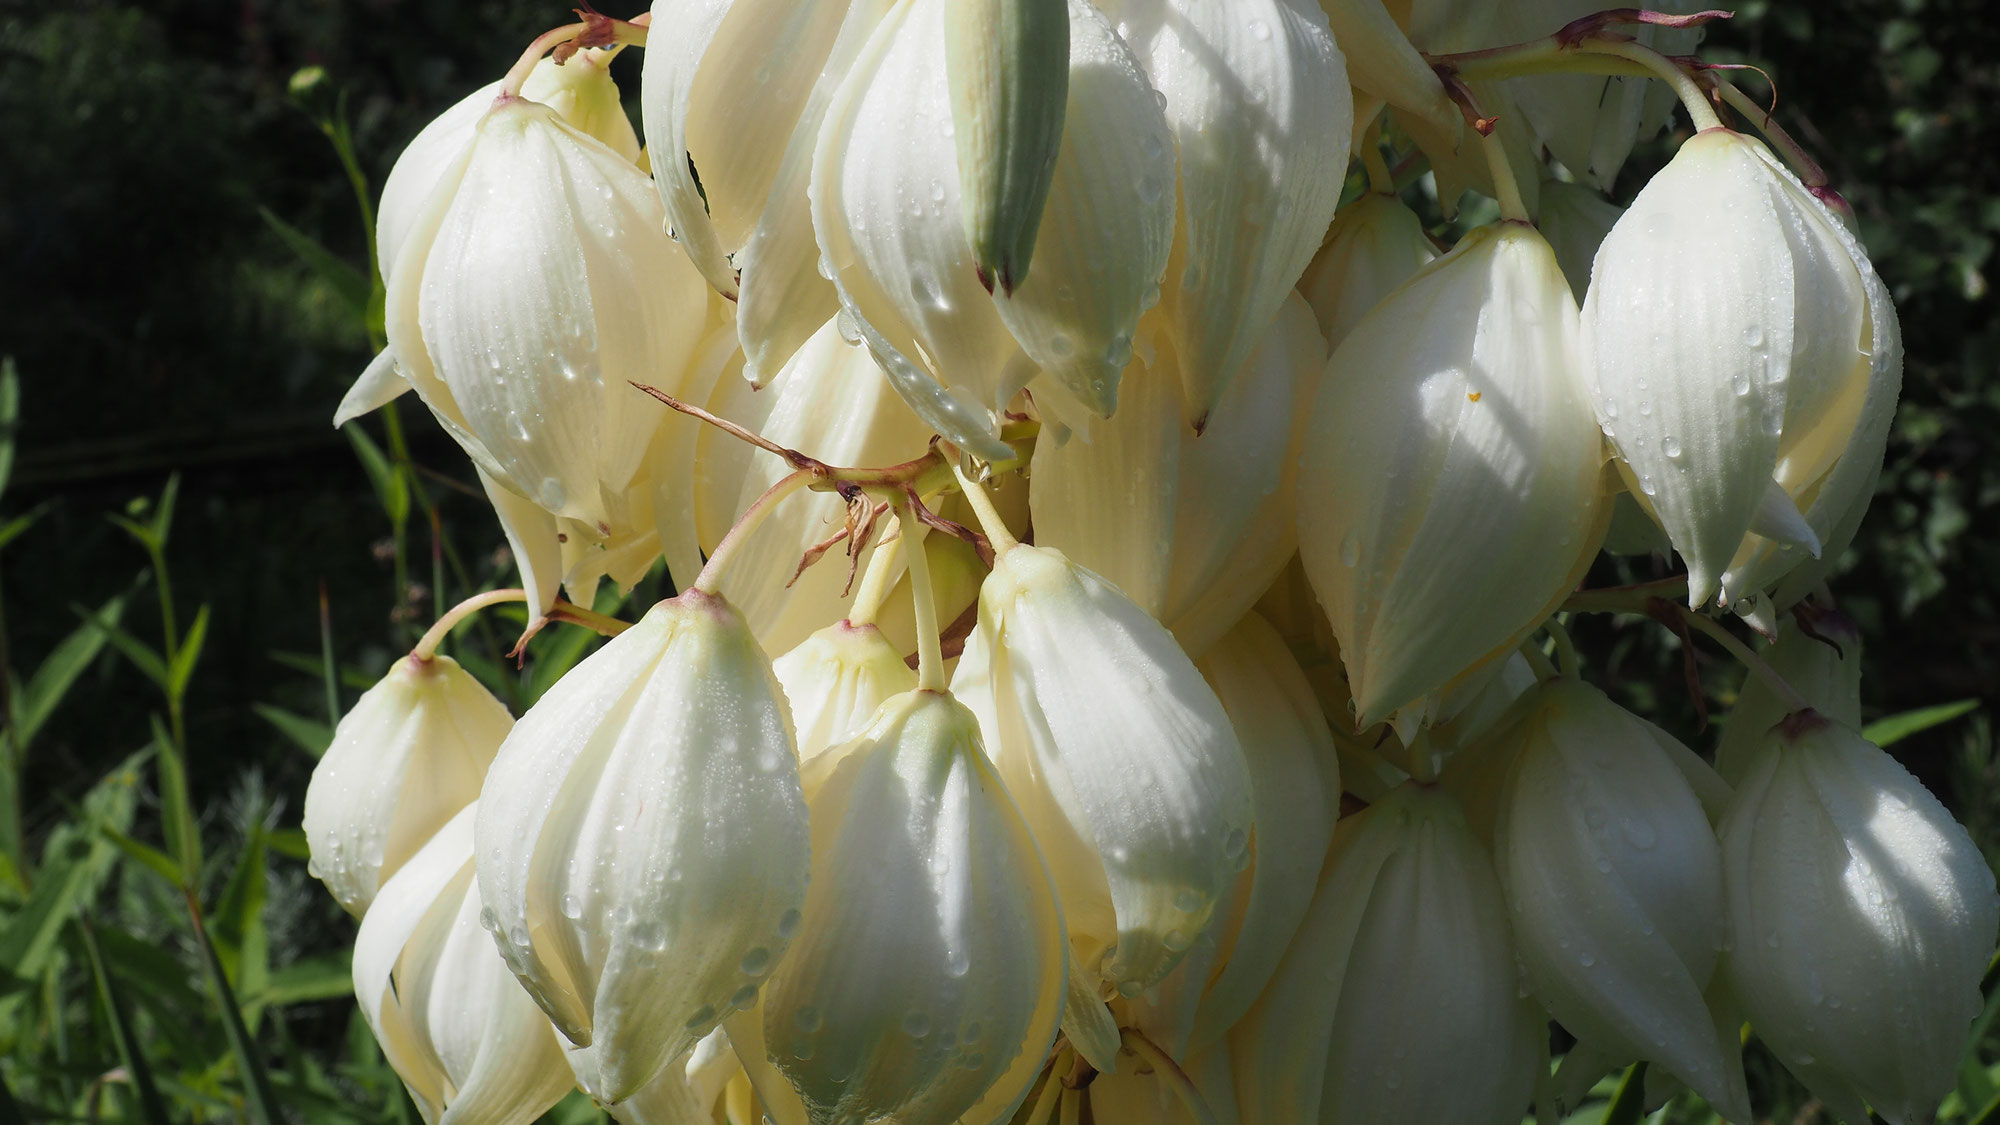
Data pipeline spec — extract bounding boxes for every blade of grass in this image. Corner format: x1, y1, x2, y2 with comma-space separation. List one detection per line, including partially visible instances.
1603, 1062, 1650, 1125
189, 893, 282, 1125
76, 919, 172, 1125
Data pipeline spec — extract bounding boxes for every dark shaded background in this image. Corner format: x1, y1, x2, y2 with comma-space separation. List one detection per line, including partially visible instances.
0, 0, 1994, 1115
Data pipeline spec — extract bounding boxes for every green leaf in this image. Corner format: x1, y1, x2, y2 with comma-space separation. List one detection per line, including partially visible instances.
253, 703, 333, 759
93, 925, 205, 1015
212, 820, 271, 1026
168, 603, 211, 701
15, 595, 121, 751
258, 952, 353, 1008
0, 854, 91, 984
265, 826, 310, 861
193, 904, 284, 1125
96, 821, 183, 886
151, 715, 201, 882
258, 205, 371, 316
1602, 1062, 1649, 1125
149, 472, 181, 547
0, 357, 19, 501
346, 424, 410, 534
1864, 699, 1980, 747
77, 920, 174, 1125
0, 504, 47, 554
70, 601, 166, 688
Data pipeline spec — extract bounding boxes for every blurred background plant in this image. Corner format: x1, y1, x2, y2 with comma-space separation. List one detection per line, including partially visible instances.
0, 0, 1992, 1122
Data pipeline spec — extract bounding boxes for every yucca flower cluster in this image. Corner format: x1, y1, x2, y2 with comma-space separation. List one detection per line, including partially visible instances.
303, 2, 1996, 1123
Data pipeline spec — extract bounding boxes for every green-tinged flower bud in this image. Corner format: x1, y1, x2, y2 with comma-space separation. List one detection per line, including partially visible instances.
640, 0, 887, 383
946, 0, 1069, 295
336, 53, 644, 429
1536, 178, 1624, 304
812, 0, 1175, 457
1720, 717, 1999, 1125
352, 805, 574, 1125
951, 545, 1254, 1006
1030, 293, 1326, 659
1582, 129, 1898, 610
1491, 679, 1750, 1121
1099, 0, 1351, 427
474, 590, 810, 1102
1297, 222, 1608, 729
742, 689, 1064, 1125
772, 620, 918, 763
1233, 784, 1540, 1125
698, 316, 934, 654
1714, 610, 1862, 786
304, 654, 510, 917
1298, 192, 1438, 350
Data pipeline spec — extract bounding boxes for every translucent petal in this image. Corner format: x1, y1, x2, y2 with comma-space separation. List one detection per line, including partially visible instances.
1720, 721, 1999, 1125
334, 347, 410, 428
696, 317, 935, 655
1298, 192, 1437, 349
950, 546, 1253, 997
304, 654, 510, 917
1493, 680, 1749, 1119
638, 0, 740, 296
761, 691, 1064, 1124
1298, 223, 1608, 727
772, 620, 918, 763
1315, 0, 1459, 132
475, 592, 810, 1101
1103, 0, 1351, 424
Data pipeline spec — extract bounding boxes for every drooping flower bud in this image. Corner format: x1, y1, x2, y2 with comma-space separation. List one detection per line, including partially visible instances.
812, 0, 1176, 458
1298, 192, 1438, 349
1029, 293, 1326, 658
772, 620, 918, 763
1234, 783, 1540, 1125
352, 805, 574, 1125
744, 689, 1064, 1125
1720, 717, 1999, 1125
304, 654, 510, 917
1490, 679, 1750, 1120
336, 52, 646, 428
640, 0, 888, 384
1297, 221, 1609, 729
951, 544, 1254, 1006
1184, 611, 1340, 1048
697, 316, 934, 655
946, 0, 1070, 295
1096, 0, 1351, 426
379, 86, 716, 609
1581, 128, 1898, 609
1714, 609, 1862, 786
475, 590, 811, 1102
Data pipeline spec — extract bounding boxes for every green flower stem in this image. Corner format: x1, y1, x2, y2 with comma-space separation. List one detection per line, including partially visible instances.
949, 461, 1019, 554
411, 588, 526, 661
893, 499, 945, 692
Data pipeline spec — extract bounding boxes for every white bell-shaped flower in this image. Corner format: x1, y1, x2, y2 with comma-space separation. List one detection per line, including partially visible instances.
951, 544, 1254, 1003
745, 689, 1064, 1125
352, 805, 574, 1125
1491, 678, 1750, 1120
1715, 609, 1863, 786
772, 619, 918, 763
1029, 293, 1325, 659
475, 590, 811, 1102
1720, 716, 1999, 1125
1298, 191, 1438, 349
1096, 0, 1351, 426
640, 0, 892, 384
1234, 783, 1540, 1125
336, 52, 644, 428
304, 654, 510, 917
1297, 221, 1608, 729
812, 0, 1177, 458
1184, 611, 1340, 1049
381, 88, 714, 608
1581, 128, 1897, 609
1536, 178, 1623, 304
697, 316, 935, 654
